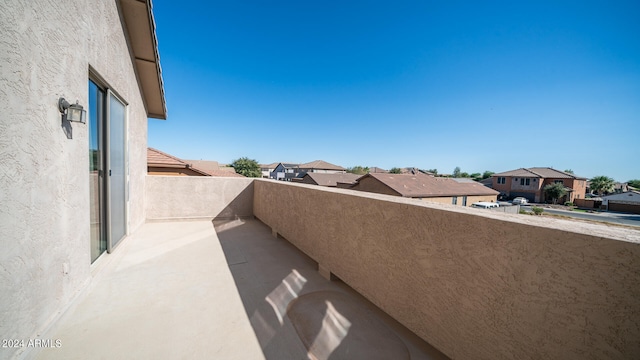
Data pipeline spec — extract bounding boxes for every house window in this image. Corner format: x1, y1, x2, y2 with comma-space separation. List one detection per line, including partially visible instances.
554, 180, 564, 185
462, 196, 467, 206
452, 196, 458, 205
520, 178, 530, 186
497, 177, 506, 184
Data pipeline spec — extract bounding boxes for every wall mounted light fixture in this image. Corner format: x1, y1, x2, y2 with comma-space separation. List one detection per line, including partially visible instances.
58, 97, 86, 124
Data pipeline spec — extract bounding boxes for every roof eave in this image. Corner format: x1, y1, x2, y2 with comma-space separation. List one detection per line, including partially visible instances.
120, 0, 167, 120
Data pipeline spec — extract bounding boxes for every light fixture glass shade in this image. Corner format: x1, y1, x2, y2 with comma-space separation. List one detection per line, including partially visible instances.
67, 103, 86, 123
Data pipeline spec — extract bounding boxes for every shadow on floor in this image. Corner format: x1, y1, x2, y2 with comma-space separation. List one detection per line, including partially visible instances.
213, 218, 448, 360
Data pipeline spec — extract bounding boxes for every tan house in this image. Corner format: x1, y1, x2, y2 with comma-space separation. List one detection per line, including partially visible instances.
492, 167, 587, 203
350, 172, 499, 206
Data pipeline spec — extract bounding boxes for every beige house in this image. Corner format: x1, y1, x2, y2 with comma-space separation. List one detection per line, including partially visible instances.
350, 172, 499, 206
492, 167, 587, 203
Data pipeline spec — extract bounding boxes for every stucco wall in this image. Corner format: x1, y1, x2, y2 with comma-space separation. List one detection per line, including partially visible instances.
253, 180, 640, 360
0, 1, 149, 358
145, 176, 254, 221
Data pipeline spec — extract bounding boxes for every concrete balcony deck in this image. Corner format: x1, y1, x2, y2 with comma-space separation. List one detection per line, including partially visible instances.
37, 218, 446, 359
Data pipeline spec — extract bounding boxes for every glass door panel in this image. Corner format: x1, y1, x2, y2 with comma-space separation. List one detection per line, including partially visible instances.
89, 80, 106, 263
108, 92, 127, 250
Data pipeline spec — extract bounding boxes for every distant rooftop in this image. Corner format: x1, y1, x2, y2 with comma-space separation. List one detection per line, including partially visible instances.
299, 160, 346, 171
493, 167, 587, 180
360, 173, 499, 198
302, 172, 362, 187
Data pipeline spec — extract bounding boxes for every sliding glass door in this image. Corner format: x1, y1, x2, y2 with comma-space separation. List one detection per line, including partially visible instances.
88, 78, 128, 262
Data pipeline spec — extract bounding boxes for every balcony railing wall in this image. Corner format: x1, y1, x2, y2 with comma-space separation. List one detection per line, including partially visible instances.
252, 179, 640, 360
145, 176, 254, 221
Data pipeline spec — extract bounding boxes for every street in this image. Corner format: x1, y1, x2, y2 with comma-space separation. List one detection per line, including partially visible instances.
520, 205, 640, 227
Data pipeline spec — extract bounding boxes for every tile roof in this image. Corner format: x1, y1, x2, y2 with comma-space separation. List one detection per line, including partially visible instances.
493, 167, 586, 180
363, 173, 499, 198
303, 172, 362, 187
185, 160, 244, 177
148, 148, 244, 177
276, 163, 300, 169
298, 160, 346, 171
260, 162, 280, 170
147, 147, 187, 167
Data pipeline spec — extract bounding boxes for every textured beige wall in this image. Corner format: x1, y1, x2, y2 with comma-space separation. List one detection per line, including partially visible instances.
253, 179, 640, 360
145, 176, 254, 221
0, 1, 149, 358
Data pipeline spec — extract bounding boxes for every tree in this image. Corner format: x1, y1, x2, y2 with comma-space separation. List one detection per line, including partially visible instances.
452, 166, 461, 178
544, 183, 567, 204
231, 157, 261, 177
627, 179, 640, 189
460, 172, 470, 178
564, 169, 574, 174
589, 175, 615, 195
347, 166, 369, 175
389, 167, 402, 174
470, 173, 482, 181
482, 171, 494, 179
425, 168, 438, 176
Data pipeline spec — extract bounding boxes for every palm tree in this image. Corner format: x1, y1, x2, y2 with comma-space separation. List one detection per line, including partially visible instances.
589, 176, 615, 195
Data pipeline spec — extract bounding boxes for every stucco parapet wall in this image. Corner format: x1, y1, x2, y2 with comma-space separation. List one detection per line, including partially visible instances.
145, 176, 254, 221
252, 179, 640, 360
254, 179, 639, 243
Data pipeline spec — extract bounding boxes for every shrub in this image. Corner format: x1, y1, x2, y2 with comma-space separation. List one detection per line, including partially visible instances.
532, 206, 544, 215
564, 202, 574, 207
519, 209, 529, 215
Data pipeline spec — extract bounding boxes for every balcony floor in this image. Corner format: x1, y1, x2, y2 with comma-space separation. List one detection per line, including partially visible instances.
37, 219, 447, 359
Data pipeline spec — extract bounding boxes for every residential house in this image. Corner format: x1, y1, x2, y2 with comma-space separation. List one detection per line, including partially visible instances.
350, 173, 499, 206
260, 162, 280, 178
270, 162, 300, 181
298, 160, 347, 175
492, 167, 587, 203
148, 148, 211, 176
601, 191, 640, 214
186, 159, 244, 177
297, 172, 362, 187
271, 160, 346, 181
1, 0, 166, 356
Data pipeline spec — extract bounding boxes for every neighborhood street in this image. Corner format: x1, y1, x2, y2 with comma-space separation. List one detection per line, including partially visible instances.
520, 205, 640, 227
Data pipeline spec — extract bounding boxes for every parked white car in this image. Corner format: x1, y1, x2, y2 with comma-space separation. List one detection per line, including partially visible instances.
471, 202, 499, 209
512, 197, 529, 205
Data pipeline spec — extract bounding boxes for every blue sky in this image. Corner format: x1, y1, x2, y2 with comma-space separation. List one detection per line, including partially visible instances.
149, 0, 639, 181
